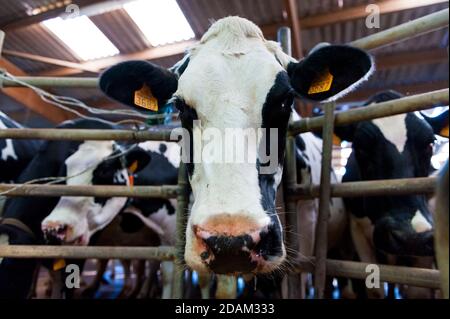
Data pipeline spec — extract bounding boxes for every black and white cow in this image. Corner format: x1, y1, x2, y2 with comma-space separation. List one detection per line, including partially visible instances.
333, 91, 448, 298
0, 111, 41, 184
99, 16, 374, 275
0, 119, 150, 298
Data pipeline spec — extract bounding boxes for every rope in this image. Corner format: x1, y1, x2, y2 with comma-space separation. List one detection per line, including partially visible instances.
0, 72, 173, 125
0, 143, 139, 196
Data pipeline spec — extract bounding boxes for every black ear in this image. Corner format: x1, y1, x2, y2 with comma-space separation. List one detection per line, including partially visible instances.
124, 147, 151, 173
421, 109, 449, 138
288, 44, 374, 102
99, 60, 178, 108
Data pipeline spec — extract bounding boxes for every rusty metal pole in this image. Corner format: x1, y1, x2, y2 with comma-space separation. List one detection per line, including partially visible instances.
313, 101, 335, 298
172, 161, 189, 299
278, 26, 302, 299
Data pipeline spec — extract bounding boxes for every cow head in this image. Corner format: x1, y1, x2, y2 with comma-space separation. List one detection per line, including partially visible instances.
41, 141, 150, 245
335, 91, 449, 256
99, 17, 373, 274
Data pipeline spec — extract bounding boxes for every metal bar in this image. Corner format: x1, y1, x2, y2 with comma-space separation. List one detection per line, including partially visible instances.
314, 102, 335, 298
0, 128, 175, 142
0, 184, 179, 198
289, 89, 449, 135
287, 177, 437, 200
294, 257, 441, 289
350, 8, 449, 50
0, 245, 439, 289
173, 162, 189, 299
0, 30, 5, 57
279, 26, 302, 299
0, 245, 176, 260
434, 161, 449, 298
1, 76, 98, 88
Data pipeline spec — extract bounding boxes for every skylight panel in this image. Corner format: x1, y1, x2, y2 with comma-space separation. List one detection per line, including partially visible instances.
124, 0, 195, 46
42, 15, 120, 61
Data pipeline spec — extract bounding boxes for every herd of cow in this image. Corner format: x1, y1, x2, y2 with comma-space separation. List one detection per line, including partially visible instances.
0, 17, 448, 299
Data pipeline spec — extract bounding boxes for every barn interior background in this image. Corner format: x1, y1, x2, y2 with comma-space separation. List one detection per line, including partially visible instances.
0, 0, 449, 299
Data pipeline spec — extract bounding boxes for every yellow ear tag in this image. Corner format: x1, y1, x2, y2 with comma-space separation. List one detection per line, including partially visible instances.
332, 134, 342, 146
134, 84, 159, 111
128, 160, 139, 174
440, 125, 449, 138
308, 69, 334, 95
53, 258, 66, 271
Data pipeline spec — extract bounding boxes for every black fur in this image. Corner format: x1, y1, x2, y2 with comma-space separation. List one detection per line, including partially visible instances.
99, 60, 178, 108
287, 45, 373, 101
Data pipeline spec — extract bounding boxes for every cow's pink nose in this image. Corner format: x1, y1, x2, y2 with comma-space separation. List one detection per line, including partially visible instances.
42, 223, 69, 244
193, 214, 269, 274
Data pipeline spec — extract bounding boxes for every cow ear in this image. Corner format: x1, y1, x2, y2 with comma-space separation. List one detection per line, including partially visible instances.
99, 60, 178, 108
287, 44, 374, 102
124, 147, 151, 173
421, 109, 449, 138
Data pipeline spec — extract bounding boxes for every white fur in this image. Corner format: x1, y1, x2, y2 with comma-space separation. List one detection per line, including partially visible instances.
411, 210, 433, 233
0, 120, 18, 161
147, 204, 176, 245
0, 234, 9, 265
42, 141, 128, 244
177, 17, 286, 271
373, 114, 408, 153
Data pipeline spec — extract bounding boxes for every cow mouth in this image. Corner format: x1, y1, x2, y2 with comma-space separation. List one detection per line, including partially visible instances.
63, 234, 88, 246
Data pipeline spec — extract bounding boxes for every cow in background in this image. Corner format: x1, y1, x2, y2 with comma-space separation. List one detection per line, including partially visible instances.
333, 91, 449, 298
0, 111, 42, 184
0, 119, 150, 299
99, 16, 374, 276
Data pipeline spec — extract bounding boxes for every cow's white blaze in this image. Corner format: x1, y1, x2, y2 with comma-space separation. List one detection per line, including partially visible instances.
373, 114, 408, 153
0, 234, 9, 265
411, 210, 433, 233
0, 120, 18, 161
175, 17, 293, 271
42, 141, 129, 244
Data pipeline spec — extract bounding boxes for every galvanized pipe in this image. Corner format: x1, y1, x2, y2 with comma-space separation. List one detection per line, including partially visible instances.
279, 26, 303, 299
0, 184, 179, 198
0, 128, 175, 142
0, 245, 176, 260
0, 30, 5, 57
289, 89, 449, 136
0, 245, 439, 289
173, 162, 189, 299
287, 177, 437, 200
1, 76, 98, 88
295, 257, 441, 289
350, 8, 449, 50
313, 102, 335, 298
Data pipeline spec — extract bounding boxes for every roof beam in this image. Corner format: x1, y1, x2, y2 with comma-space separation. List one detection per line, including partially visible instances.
341, 80, 449, 102
2, 49, 99, 73
37, 40, 194, 76
262, 0, 449, 37
283, 0, 303, 58
375, 48, 448, 70
0, 58, 71, 123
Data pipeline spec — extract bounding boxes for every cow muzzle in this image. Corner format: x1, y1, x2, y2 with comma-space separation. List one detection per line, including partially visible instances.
190, 214, 285, 274
42, 222, 87, 245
